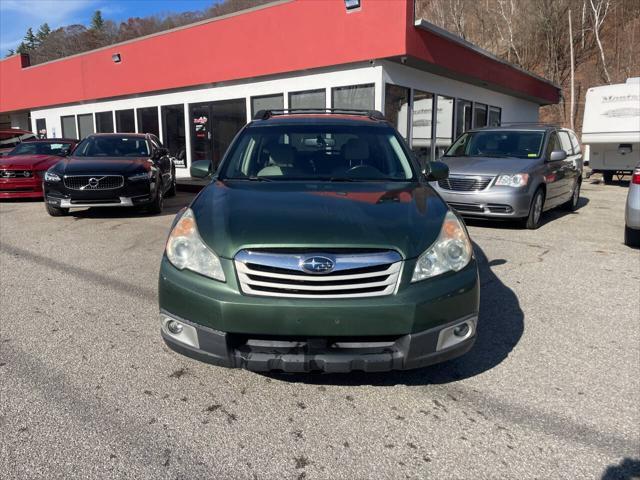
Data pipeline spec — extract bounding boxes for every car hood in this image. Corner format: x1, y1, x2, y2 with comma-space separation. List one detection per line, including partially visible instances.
57, 157, 151, 175
441, 156, 540, 175
191, 180, 449, 260
0, 154, 63, 171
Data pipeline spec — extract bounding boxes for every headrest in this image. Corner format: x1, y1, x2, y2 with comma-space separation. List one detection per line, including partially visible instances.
266, 143, 295, 167
342, 138, 369, 161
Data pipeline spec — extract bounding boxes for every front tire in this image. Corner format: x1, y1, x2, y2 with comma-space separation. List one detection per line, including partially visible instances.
522, 188, 545, 230
602, 171, 614, 184
45, 203, 69, 217
563, 179, 581, 211
147, 182, 164, 214
625, 226, 640, 248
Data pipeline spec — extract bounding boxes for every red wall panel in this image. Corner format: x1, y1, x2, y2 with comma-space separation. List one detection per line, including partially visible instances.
0, 0, 408, 113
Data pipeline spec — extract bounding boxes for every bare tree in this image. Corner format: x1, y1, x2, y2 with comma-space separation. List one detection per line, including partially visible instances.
496, 0, 523, 66
589, 0, 612, 83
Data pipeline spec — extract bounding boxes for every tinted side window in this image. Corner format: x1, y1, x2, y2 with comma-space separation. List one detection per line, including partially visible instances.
558, 131, 574, 155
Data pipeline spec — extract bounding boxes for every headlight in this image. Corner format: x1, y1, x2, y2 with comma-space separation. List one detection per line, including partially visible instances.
44, 171, 61, 182
129, 171, 152, 181
495, 173, 529, 187
411, 210, 473, 282
165, 208, 225, 281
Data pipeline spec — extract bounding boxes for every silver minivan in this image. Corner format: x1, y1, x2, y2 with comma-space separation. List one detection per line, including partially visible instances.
433, 125, 583, 229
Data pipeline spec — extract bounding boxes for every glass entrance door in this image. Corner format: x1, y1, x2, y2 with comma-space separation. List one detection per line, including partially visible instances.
190, 103, 212, 164
189, 99, 247, 172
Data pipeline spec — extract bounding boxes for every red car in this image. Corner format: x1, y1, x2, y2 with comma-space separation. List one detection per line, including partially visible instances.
0, 139, 76, 199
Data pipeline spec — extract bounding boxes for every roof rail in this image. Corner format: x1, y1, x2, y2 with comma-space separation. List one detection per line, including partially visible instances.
499, 122, 561, 128
252, 108, 386, 121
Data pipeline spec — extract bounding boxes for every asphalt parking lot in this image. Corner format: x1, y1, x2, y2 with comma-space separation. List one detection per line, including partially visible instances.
1, 178, 638, 480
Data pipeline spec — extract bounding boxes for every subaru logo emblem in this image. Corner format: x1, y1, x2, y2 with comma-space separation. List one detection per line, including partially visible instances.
300, 256, 335, 274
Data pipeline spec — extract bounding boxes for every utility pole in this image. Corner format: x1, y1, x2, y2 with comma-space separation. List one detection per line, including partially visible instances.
568, 9, 575, 130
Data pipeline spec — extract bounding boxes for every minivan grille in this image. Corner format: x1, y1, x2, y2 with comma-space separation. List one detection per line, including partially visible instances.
235, 250, 402, 299
63, 175, 124, 190
438, 175, 493, 192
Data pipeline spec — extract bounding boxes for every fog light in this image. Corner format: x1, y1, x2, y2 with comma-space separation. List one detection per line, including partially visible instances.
167, 320, 183, 334
453, 323, 470, 337
436, 316, 477, 351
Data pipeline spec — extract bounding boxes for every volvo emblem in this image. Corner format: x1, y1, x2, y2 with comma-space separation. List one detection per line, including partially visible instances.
300, 256, 335, 274
88, 177, 99, 188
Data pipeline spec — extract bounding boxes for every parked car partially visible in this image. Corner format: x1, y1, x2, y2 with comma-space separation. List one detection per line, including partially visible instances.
0, 139, 76, 199
0, 128, 36, 156
625, 163, 640, 248
43, 133, 176, 216
433, 125, 583, 229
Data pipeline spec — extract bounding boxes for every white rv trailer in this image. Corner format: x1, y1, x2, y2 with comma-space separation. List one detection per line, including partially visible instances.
582, 77, 640, 183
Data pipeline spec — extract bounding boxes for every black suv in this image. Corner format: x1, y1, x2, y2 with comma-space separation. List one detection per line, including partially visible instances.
43, 133, 176, 216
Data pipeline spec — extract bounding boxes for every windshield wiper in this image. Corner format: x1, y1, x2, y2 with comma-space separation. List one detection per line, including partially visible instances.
224, 176, 274, 182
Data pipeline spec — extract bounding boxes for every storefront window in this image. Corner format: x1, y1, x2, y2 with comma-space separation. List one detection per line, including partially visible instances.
384, 84, 410, 140
488, 106, 502, 126
289, 89, 326, 110
332, 84, 375, 110
162, 105, 186, 168
35, 118, 47, 138
435, 95, 454, 158
455, 99, 472, 138
95, 111, 114, 133
77, 114, 94, 139
473, 103, 488, 128
251, 94, 284, 117
61, 115, 77, 139
115, 109, 135, 133
410, 90, 433, 166
137, 107, 159, 137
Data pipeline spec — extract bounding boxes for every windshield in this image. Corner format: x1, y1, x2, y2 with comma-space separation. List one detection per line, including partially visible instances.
220, 124, 416, 181
445, 130, 545, 159
73, 136, 150, 157
8, 141, 72, 156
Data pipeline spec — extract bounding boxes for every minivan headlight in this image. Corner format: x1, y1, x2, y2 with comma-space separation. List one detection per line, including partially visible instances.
165, 208, 225, 281
411, 210, 473, 282
495, 173, 529, 187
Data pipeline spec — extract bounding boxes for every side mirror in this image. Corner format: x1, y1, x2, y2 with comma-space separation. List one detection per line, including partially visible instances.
190, 160, 212, 179
423, 161, 449, 181
549, 150, 567, 162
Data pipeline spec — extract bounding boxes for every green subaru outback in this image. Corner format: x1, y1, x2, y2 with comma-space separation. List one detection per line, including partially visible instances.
158, 109, 479, 372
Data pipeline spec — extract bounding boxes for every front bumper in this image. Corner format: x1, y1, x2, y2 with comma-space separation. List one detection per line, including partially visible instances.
161, 310, 477, 372
44, 179, 155, 208
433, 184, 532, 218
158, 255, 479, 371
0, 176, 43, 199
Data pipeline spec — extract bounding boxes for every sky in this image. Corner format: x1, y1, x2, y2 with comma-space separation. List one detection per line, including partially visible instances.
0, 0, 216, 55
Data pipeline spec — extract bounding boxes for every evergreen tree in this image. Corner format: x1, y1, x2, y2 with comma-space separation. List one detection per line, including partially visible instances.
91, 10, 105, 31
5, 48, 15, 57
23, 27, 37, 49
16, 42, 29, 54
36, 23, 51, 43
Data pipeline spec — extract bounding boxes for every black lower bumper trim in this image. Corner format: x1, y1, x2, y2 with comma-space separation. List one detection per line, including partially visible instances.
161, 315, 476, 373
